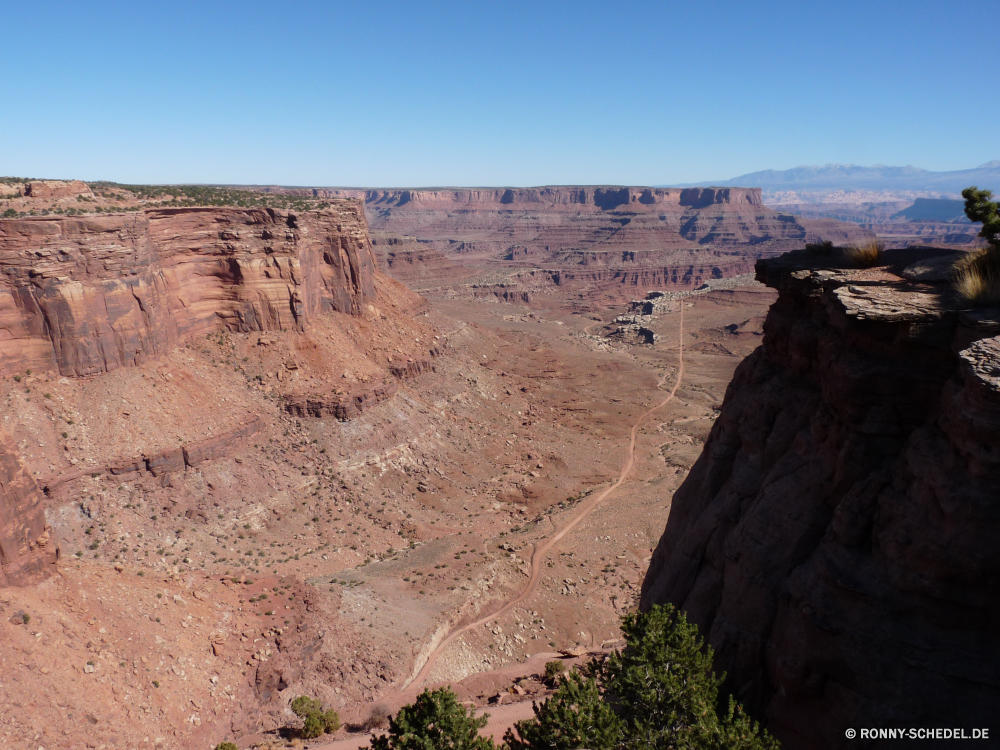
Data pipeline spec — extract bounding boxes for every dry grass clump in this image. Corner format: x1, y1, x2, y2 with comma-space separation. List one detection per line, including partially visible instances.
844, 238, 885, 268
362, 703, 392, 731
953, 245, 1000, 306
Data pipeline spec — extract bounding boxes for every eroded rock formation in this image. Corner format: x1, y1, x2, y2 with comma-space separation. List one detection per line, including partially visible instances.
358, 186, 872, 299
0, 429, 58, 586
0, 200, 379, 587
23, 180, 93, 200
641, 248, 1000, 747
0, 203, 377, 377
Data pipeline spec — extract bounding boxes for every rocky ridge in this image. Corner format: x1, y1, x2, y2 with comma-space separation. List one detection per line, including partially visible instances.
641, 247, 1000, 747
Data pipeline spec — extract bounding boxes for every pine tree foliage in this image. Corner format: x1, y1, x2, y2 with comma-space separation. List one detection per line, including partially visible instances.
368, 687, 498, 750
504, 670, 621, 750
592, 604, 779, 750
963, 187, 1000, 248
372, 606, 778, 750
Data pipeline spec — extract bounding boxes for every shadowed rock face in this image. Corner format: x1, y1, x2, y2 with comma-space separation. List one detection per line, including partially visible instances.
0, 202, 377, 377
0, 429, 57, 586
641, 248, 1000, 748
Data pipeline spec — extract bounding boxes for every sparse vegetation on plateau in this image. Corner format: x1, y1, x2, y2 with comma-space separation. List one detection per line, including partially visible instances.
90, 181, 333, 211
844, 238, 885, 268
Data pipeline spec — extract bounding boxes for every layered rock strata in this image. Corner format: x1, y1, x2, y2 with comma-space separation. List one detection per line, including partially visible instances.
0, 429, 58, 586
0, 203, 377, 377
283, 348, 441, 421
641, 248, 1000, 747
359, 186, 872, 298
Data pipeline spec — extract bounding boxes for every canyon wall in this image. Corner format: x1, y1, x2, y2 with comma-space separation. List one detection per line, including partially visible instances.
0, 200, 378, 585
364, 185, 763, 210
641, 248, 1000, 747
357, 185, 872, 299
362, 185, 864, 250
0, 202, 377, 377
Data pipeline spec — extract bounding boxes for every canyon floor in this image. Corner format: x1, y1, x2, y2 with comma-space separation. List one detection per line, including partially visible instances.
0, 257, 776, 749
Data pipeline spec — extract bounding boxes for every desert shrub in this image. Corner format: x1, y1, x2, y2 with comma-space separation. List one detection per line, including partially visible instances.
844, 238, 885, 268
291, 695, 340, 738
505, 670, 621, 750
2, 208, 17, 218
363, 703, 392, 731
214, 743, 238, 750
953, 245, 1000, 306
367, 687, 496, 750
805, 240, 834, 255
544, 660, 565, 680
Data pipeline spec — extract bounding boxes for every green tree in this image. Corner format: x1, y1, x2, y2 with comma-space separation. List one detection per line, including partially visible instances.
368, 687, 497, 750
962, 187, 1000, 249
590, 604, 779, 750
504, 670, 621, 750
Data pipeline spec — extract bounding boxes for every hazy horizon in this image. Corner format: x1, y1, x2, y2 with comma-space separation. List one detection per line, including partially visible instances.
3, 1, 998, 186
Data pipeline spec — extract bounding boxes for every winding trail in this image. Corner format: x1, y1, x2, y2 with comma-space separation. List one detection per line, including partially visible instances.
406, 305, 685, 689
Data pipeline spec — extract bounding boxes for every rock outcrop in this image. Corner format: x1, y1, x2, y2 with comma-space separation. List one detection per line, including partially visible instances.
23, 180, 93, 200
641, 247, 1000, 747
283, 348, 440, 421
0, 203, 377, 377
0, 429, 58, 586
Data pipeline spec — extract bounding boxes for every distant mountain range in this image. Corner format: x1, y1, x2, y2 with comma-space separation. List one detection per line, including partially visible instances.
681, 162, 1000, 194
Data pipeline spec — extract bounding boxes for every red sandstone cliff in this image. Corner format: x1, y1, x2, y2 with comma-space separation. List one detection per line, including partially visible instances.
641, 248, 1000, 746
0, 202, 377, 377
0, 200, 380, 586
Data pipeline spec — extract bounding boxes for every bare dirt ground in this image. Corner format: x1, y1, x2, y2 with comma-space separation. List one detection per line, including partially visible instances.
0, 244, 775, 748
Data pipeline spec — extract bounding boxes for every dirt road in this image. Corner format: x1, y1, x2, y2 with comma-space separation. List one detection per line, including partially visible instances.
407, 306, 685, 687
313, 308, 685, 749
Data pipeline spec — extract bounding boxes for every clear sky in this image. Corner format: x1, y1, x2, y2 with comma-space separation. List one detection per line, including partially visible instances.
2, 1, 996, 187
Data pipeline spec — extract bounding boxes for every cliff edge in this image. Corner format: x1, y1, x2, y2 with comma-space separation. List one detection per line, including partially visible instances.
0, 203, 377, 377
641, 247, 1000, 747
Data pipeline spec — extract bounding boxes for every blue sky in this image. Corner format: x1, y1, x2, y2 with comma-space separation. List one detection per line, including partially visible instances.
2, 1, 996, 186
